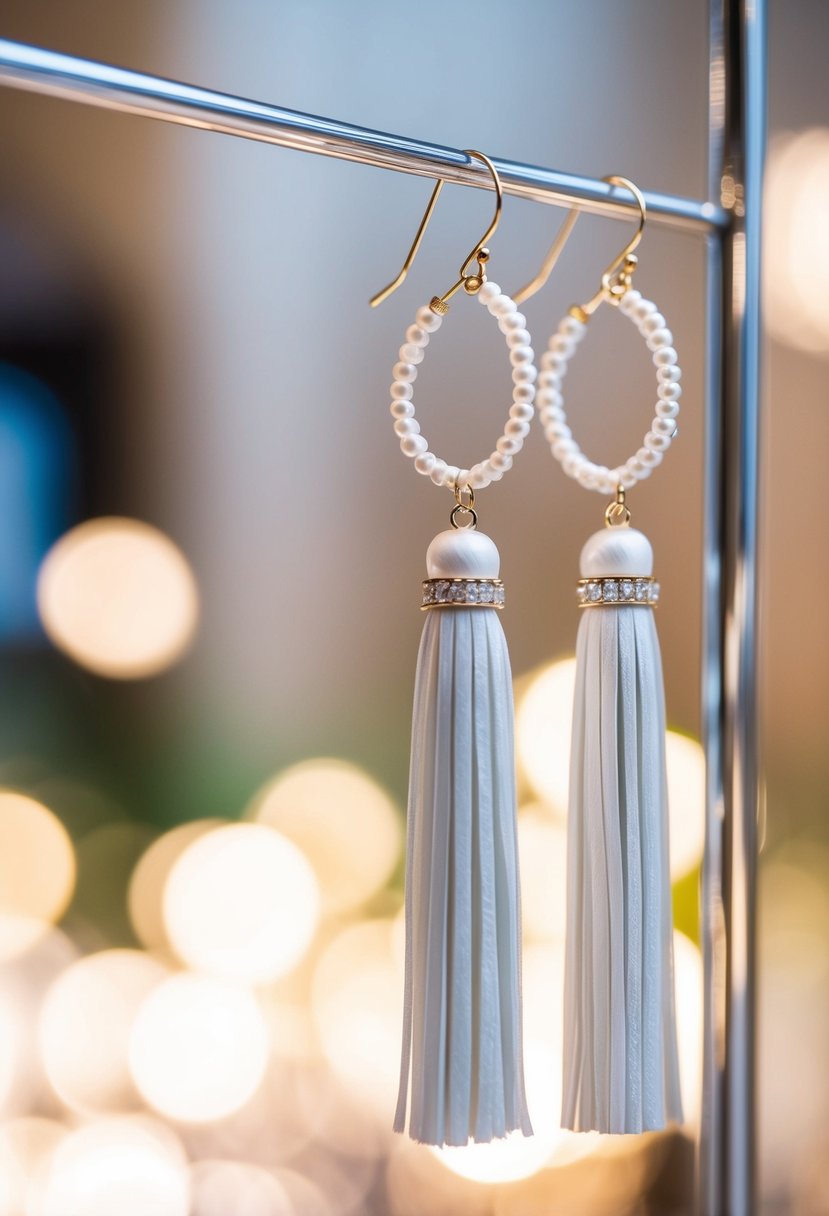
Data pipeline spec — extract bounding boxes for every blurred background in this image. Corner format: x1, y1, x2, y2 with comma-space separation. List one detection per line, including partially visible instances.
0, 2, 826, 1213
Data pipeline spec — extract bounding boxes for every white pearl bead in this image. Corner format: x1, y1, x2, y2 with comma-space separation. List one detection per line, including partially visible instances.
406, 324, 429, 348
537, 369, 560, 390
619, 289, 641, 314
509, 401, 534, 421
444, 464, 461, 487
545, 421, 571, 442
538, 404, 565, 424
477, 282, 500, 305
491, 294, 517, 317
562, 454, 586, 477
469, 465, 491, 490
550, 334, 575, 358
496, 435, 522, 456
505, 419, 530, 439
580, 527, 654, 578
415, 451, 436, 475
393, 361, 417, 382
637, 445, 663, 468
509, 345, 534, 366
499, 311, 527, 332
656, 399, 680, 419
553, 437, 577, 458
653, 417, 677, 437
430, 458, 448, 485
540, 351, 566, 374
390, 381, 413, 400
625, 456, 647, 477
644, 431, 671, 452
658, 380, 682, 401
658, 364, 682, 383
560, 314, 586, 337
633, 298, 657, 321
506, 328, 532, 349
394, 417, 420, 437
596, 471, 618, 495
512, 383, 535, 404
616, 467, 638, 489
390, 398, 415, 418
401, 433, 428, 457
400, 342, 424, 364
512, 364, 537, 385
416, 306, 443, 333
641, 312, 666, 335
653, 346, 678, 367
646, 328, 673, 351
427, 528, 500, 578
489, 450, 513, 472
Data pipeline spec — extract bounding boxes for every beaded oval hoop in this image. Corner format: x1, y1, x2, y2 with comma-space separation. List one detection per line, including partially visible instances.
389, 281, 537, 492
536, 287, 681, 495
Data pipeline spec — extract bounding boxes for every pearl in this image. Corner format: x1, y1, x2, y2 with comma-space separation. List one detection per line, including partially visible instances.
393, 361, 417, 382
562, 454, 587, 478
644, 431, 671, 452
390, 381, 413, 401
394, 417, 420, 437
390, 398, 415, 418
550, 335, 575, 358
619, 289, 642, 314
658, 381, 682, 401
509, 345, 534, 366
512, 383, 535, 403
560, 314, 586, 337
540, 351, 566, 374
469, 465, 491, 490
655, 399, 680, 419
641, 312, 666, 335
401, 433, 428, 457
405, 324, 429, 348
416, 306, 442, 332
505, 419, 530, 439
444, 464, 461, 487
509, 401, 534, 422
658, 364, 682, 383
653, 417, 677, 437
426, 529, 500, 579
637, 446, 663, 468
400, 342, 424, 365
429, 458, 448, 485
512, 364, 537, 384
545, 422, 571, 441
580, 527, 654, 578
499, 311, 527, 332
653, 346, 678, 367
537, 369, 561, 390
538, 405, 565, 425
414, 451, 436, 475
491, 294, 517, 317
496, 435, 522, 456
489, 451, 512, 473
477, 281, 500, 305
553, 437, 577, 458
633, 298, 657, 321
506, 328, 532, 349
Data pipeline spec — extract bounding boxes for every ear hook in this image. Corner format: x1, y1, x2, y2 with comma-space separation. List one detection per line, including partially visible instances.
512, 175, 646, 315
369, 150, 503, 313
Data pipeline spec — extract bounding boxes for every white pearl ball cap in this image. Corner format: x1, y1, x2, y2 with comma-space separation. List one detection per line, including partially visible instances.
426, 529, 501, 579
580, 527, 653, 578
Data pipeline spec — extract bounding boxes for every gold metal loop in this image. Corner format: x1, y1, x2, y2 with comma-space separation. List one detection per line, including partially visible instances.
605, 483, 632, 528
453, 482, 475, 511
369, 151, 503, 312
450, 503, 479, 530
573, 176, 647, 320
512, 206, 581, 305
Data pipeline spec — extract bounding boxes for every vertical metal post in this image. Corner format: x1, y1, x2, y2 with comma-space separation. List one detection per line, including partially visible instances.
701, 1, 766, 1213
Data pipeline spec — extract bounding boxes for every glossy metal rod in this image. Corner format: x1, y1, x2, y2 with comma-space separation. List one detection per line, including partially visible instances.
700, 0, 765, 1212
0, 38, 726, 234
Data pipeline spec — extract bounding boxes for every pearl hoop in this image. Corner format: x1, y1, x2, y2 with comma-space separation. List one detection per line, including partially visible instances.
389, 282, 537, 492
536, 288, 681, 495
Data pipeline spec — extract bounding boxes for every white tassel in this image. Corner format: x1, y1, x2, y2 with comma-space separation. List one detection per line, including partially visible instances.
562, 525, 683, 1134
395, 527, 532, 1146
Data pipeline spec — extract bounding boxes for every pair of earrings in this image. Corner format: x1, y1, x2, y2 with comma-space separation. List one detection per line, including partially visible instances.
373, 154, 683, 1145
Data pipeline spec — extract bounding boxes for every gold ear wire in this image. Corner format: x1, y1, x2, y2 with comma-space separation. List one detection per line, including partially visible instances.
512, 175, 647, 318
369, 150, 503, 313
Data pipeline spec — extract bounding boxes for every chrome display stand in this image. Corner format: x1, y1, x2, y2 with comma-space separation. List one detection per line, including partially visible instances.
0, 3, 765, 1210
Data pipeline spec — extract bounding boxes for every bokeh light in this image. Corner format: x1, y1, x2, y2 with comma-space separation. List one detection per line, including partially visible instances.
673, 930, 704, 1127
128, 820, 225, 952
129, 973, 270, 1123
516, 660, 705, 878
252, 759, 402, 916
164, 823, 319, 984
765, 128, 829, 353
0, 1117, 67, 1216
189, 1160, 292, 1216
37, 517, 199, 679
0, 791, 75, 961
312, 919, 402, 1117
518, 806, 567, 941
516, 657, 577, 817
35, 1117, 189, 1216
38, 949, 170, 1115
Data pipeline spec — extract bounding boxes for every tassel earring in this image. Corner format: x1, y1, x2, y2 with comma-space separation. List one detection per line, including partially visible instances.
522, 177, 683, 1134
371, 152, 534, 1147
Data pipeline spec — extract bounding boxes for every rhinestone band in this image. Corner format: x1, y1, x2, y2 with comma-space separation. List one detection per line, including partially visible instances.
577, 576, 660, 608
422, 578, 505, 610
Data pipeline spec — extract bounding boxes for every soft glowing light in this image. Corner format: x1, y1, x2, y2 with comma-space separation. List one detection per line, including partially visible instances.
129, 973, 269, 1123
0, 791, 75, 961
252, 759, 402, 916
518, 806, 567, 941
765, 128, 829, 353
665, 733, 705, 880
164, 823, 319, 984
190, 1161, 292, 1216
128, 820, 224, 951
35, 1118, 189, 1216
516, 661, 704, 878
516, 658, 576, 816
37, 517, 198, 679
673, 930, 704, 1126
311, 920, 402, 1116
0, 1118, 67, 1216
39, 949, 170, 1115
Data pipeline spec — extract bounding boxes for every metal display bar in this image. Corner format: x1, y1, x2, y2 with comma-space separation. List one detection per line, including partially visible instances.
0, 11, 764, 1212
0, 38, 725, 233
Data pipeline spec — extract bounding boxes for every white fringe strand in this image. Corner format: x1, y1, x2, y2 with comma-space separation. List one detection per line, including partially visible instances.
395, 530, 532, 1146
562, 527, 683, 1135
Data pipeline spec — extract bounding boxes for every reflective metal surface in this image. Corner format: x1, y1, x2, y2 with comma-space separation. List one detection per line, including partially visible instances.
0, 37, 724, 232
